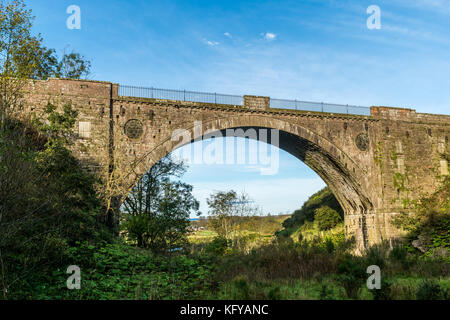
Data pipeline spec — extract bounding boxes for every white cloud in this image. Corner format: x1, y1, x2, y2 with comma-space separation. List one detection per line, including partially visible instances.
263, 32, 277, 41
203, 38, 219, 46
224, 32, 232, 38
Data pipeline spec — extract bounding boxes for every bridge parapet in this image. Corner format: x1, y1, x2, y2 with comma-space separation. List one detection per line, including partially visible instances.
371, 106, 416, 120
243, 95, 270, 110
371, 105, 450, 124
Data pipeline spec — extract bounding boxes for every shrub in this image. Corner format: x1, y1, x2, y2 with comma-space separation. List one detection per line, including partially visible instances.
324, 237, 335, 253
416, 280, 448, 300
265, 286, 282, 300
315, 206, 342, 231
206, 237, 229, 256
318, 283, 335, 300
365, 245, 387, 269
390, 245, 408, 262
371, 278, 392, 300
229, 275, 250, 300
335, 255, 366, 299
281, 187, 343, 234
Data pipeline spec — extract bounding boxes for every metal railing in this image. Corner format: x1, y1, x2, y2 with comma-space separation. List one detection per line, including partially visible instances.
270, 98, 370, 115
118, 85, 244, 106
118, 85, 371, 116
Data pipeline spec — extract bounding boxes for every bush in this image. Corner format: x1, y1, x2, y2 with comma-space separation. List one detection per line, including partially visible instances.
335, 255, 366, 299
319, 283, 335, 300
0, 105, 112, 298
281, 187, 343, 234
206, 237, 229, 256
371, 278, 393, 300
390, 245, 408, 262
229, 275, 250, 300
416, 280, 448, 300
315, 206, 342, 231
365, 245, 387, 269
324, 237, 335, 253
265, 285, 282, 300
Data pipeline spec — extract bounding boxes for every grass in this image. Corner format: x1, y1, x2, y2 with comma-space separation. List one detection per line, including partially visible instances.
7, 236, 449, 300
188, 214, 290, 246
290, 221, 345, 243
216, 275, 450, 300
188, 230, 218, 243
6, 213, 449, 300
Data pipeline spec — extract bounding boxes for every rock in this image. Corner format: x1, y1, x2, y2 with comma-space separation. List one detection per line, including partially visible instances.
412, 235, 428, 253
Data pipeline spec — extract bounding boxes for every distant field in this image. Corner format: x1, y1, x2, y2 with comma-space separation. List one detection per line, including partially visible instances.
188, 214, 291, 244
188, 230, 218, 243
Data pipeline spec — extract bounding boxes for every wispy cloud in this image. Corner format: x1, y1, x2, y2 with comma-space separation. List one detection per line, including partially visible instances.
224, 32, 232, 38
203, 38, 219, 46
263, 32, 277, 41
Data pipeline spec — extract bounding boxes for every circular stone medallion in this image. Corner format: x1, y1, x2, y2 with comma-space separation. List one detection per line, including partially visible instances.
124, 119, 144, 139
355, 133, 369, 151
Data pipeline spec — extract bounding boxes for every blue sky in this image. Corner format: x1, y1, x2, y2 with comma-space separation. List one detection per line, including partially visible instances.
26, 0, 450, 216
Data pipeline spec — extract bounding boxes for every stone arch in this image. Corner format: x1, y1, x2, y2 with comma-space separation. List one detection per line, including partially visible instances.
122, 115, 374, 250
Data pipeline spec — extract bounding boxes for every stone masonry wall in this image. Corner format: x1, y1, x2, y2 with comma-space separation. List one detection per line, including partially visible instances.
19, 78, 450, 251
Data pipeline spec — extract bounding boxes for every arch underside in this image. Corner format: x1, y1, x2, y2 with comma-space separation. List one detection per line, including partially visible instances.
205, 127, 374, 217
124, 116, 375, 249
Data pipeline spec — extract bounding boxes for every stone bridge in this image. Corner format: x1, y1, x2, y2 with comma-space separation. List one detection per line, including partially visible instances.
22, 78, 450, 252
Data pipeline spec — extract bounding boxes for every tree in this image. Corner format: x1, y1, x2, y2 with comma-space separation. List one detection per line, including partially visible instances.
314, 206, 342, 231
55, 51, 91, 79
281, 187, 343, 233
0, 0, 91, 129
122, 155, 200, 252
0, 0, 100, 298
207, 190, 260, 241
207, 190, 238, 239
0, 102, 110, 298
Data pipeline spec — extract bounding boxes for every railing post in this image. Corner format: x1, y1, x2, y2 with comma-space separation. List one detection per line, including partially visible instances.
295, 99, 297, 110
321, 102, 323, 113
151, 87, 154, 99
347, 104, 349, 114
184, 90, 186, 101
215, 93, 217, 104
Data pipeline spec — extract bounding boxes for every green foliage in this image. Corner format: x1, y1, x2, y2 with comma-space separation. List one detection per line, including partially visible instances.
229, 275, 250, 300
0, 1, 90, 82
371, 278, 393, 300
318, 283, 335, 300
206, 190, 238, 239
281, 187, 343, 235
206, 190, 259, 242
393, 172, 406, 193
0, 101, 111, 298
335, 255, 367, 299
54, 52, 91, 79
315, 206, 342, 231
393, 177, 450, 255
205, 237, 229, 256
122, 155, 199, 252
365, 245, 388, 269
265, 285, 282, 300
390, 245, 408, 262
8, 241, 216, 299
416, 280, 448, 300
